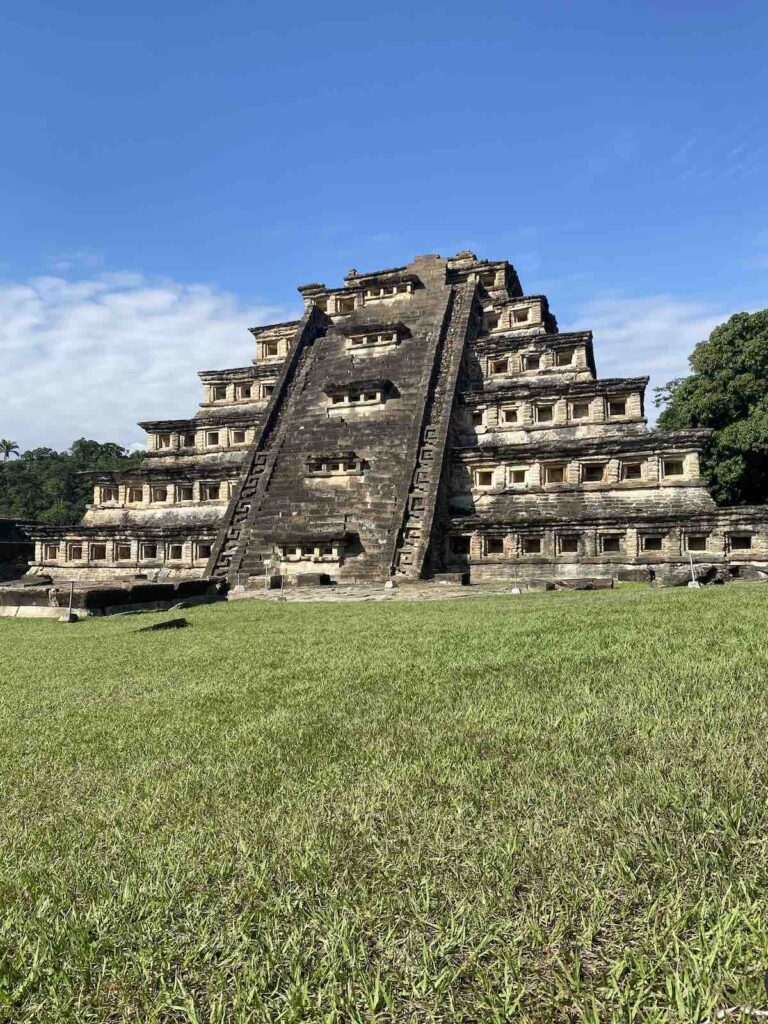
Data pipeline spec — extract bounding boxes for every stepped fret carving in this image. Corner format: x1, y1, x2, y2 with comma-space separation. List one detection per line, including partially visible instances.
389, 281, 476, 577
206, 305, 329, 580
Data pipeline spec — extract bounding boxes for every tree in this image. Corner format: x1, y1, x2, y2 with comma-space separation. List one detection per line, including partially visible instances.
656, 309, 768, 505
0, 439, 143, 523
0, 440, 19, 462
69, 438, 132, 464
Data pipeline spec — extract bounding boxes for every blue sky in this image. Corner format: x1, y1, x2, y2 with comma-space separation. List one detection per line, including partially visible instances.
1, 0, 766, 449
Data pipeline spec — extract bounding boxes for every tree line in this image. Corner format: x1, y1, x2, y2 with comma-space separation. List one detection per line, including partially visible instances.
0, 439, 143, 524
655, 308, 768, 505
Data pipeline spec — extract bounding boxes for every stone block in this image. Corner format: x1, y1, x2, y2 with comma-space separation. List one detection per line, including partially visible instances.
653, 563, 729, 587
525, 579, 555, 591
554, 577, 613, 590
75, 588, 130, 610
128, 583, 177, 604
432, 572, 470, 586
174, 579, 213, 598
137, 617, 190, 632
728, 564, 768, 582
292, 573, 331, 587
617, 568, 652, 583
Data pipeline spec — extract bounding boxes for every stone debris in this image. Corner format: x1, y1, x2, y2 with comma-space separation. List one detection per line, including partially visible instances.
136, 617, 190, 633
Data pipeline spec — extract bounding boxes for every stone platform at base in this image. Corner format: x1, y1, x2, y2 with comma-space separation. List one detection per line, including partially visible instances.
227, 577, 615, 603
226, 569, 768, 603
0, 577, 226, 618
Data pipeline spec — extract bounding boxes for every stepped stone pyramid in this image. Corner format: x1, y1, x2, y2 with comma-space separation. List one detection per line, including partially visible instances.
28, 252, 768, 586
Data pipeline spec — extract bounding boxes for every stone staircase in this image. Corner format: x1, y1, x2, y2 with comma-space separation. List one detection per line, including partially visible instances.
389, 281, 477, 578
208, 268, 478, 588
205, 305, 329, 582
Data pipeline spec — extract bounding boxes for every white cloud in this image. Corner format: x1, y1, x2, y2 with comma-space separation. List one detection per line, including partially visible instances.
0, 272, 293, 451
562, 295, 738, 421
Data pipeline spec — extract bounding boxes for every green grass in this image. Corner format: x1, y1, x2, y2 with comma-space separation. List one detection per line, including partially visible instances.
1, 586, 768, 1022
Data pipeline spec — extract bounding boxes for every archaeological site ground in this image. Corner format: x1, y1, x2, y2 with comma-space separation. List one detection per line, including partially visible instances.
1, 586, 767, 1022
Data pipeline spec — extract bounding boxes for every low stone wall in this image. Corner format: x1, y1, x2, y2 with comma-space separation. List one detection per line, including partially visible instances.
465, 558, 768, 586
25, 565, 208, 583
0, 578, 225, 618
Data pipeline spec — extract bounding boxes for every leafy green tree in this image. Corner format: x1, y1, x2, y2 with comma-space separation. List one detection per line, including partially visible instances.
656, 309, 768, 505
21, 447, 58, 461
0, 439, 143, 523
0, 440, 19, 462
70, 438, 131, 464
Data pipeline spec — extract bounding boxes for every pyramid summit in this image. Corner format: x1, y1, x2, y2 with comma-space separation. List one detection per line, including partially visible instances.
28, 252, 768, 586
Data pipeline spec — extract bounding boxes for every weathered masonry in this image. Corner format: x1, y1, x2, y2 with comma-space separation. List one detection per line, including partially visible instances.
0, 518, 34, 581
27, 252, 768, 585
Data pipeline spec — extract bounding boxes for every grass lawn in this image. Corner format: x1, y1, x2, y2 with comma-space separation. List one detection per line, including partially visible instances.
1, 586, 768, 1022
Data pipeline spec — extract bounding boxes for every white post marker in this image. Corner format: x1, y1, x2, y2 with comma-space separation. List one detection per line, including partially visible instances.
687, 551, 701, 589
511, 567, 521, 596
59, 580, 77, 622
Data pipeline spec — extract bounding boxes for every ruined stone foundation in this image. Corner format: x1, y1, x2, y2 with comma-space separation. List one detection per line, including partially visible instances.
27, 252, 768, 587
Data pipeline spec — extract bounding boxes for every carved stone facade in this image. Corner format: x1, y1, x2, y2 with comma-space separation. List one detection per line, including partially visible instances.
27, 252, 768, 585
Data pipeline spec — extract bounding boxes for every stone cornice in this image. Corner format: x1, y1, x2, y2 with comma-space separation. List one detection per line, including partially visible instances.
197, 364, 280, 382
472, 329, 592, 353
453, 428, 712, 462
24, 523, 218, 538
84, 463, 244, 482
247, 320, 301, 338
460, 375, 650, 403
322, 377, 393, 396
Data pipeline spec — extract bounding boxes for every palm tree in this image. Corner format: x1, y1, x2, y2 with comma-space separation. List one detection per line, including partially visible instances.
0, 439, 20, 462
